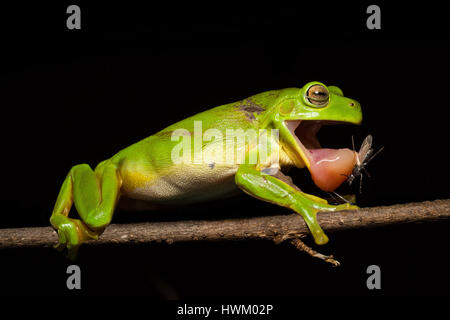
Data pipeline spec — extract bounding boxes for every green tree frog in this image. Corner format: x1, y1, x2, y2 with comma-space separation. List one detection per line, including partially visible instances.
50, 81, 362, 259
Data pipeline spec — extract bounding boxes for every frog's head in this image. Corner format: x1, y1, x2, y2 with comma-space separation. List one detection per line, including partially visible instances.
268, 81, 362, 191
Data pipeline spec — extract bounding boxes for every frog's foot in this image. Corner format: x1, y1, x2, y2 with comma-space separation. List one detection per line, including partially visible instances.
291, 196, 359, 265
50, 162, 121, 259
292, 194, 359, 245
53, 216, 99, 261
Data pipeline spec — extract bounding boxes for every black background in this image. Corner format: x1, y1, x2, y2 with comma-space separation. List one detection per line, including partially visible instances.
0, 1, 449, 302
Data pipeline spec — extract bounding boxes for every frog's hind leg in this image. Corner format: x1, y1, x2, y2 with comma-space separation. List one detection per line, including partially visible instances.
50, 162, 121, 260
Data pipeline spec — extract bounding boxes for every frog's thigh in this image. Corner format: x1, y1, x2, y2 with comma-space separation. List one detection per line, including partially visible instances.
72, 163, 121, 230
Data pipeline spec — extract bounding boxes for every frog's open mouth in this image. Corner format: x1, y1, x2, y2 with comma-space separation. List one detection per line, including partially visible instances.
284, 120, 357, 191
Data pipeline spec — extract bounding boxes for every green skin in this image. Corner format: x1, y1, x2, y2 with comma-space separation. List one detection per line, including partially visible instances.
50, 81, 362, 259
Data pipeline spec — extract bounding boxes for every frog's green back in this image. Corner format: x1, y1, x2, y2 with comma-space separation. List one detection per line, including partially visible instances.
111, 89, 286, 167
159, 88, 285, 134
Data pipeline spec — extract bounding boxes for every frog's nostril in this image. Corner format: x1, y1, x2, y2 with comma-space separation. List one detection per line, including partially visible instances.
349, 102, 355, 107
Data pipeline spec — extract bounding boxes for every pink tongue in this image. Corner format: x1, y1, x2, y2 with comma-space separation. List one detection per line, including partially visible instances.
308, 148, 357, 191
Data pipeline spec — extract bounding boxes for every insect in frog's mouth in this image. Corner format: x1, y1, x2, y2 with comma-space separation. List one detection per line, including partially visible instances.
284, 120, 357, 191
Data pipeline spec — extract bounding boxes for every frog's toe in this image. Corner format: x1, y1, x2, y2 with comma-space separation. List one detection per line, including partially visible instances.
336, 203, 359, 211
312, 229, 329, 245
53, 218, 98, 260
54, 229, 67, 252
66, 244, 81, 261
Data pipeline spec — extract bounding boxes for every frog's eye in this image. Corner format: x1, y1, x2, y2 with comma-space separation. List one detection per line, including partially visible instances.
306, 84, 329, 107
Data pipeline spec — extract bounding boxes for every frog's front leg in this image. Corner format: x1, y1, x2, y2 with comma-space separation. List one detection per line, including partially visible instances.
50, 162, 121, 260
235, 165, 358, 245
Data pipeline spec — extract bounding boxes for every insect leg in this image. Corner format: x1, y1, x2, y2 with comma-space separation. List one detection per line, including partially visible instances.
365, 146, 385, 164
359, 172, 364, 194
362, 167, 371, 178
332, 191, 355, 205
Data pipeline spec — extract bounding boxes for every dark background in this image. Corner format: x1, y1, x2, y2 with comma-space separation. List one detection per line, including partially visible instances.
0, 1, 449, 302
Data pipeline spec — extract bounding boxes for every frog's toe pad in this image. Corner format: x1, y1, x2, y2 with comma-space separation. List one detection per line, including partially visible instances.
312, 229, 329, 245
53, 218, 98, 260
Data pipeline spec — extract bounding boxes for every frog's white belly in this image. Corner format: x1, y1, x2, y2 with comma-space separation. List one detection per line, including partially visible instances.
123, 163, 240, 204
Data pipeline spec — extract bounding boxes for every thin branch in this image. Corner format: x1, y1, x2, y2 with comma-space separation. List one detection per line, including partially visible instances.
0, 199, 449, 249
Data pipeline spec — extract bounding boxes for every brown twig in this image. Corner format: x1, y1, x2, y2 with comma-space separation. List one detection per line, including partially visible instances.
0, 199, 449, 251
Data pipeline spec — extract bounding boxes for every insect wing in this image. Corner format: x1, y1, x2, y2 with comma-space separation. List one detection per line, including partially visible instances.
357, 135, 373, 165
